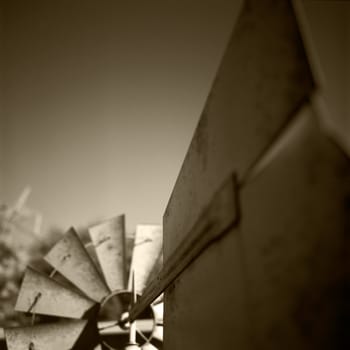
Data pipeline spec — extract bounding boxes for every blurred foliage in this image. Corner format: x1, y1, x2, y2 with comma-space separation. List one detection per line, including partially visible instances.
0, 205, 45, 328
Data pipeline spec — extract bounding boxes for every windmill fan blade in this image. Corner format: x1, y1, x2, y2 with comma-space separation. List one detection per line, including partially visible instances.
152, 325, 163, 342
84, 242, 103, 273
147, 254, 163, 305
44, 227, 110, 302
129, 225, 163, 294
89, 215, 126, 291
152, 302, 164, 341
152, 302, 163, 323
15, 267, 95, 318
5, 320, 89, 350
142, 343, 159, 350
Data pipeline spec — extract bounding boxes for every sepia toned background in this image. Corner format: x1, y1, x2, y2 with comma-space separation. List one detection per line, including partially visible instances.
0, 1, 349, 236
0, 0, 349, 344
0, 0, 241, 236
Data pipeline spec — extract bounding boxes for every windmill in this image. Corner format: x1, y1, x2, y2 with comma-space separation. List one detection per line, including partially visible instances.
4, 214, 163, 350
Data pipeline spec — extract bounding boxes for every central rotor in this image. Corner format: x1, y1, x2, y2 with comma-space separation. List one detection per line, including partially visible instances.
98, 290, 156, 349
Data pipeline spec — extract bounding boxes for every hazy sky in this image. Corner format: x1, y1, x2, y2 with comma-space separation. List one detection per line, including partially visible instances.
0, 0, 241, 235
1, 1, 349, 237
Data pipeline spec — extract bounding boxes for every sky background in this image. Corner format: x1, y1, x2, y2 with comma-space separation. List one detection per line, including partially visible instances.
0, 0, 349, 237
0, 0, 241, 236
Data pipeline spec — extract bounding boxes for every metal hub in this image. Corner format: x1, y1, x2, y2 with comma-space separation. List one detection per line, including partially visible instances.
98, 290, 155, 350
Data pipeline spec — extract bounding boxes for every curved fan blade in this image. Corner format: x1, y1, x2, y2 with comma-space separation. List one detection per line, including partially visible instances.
89, 215, 126, 291
5, 319, 89, 350
44, 227, 110, 302
15, 267, 95, 318
129, 225, 163, 294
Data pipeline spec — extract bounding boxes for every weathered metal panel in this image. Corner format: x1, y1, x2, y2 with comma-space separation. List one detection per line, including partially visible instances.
129, 225, 162, 294
15, 267, 95, 318
238, 107, 350, 349
164, 0, 314, 258
165, 105, 350, 349
130, 175, 238, 320
89, 215, 127, 291
164, 224, 251, 349
44, 228, 110, 302
5, 320, 88, 350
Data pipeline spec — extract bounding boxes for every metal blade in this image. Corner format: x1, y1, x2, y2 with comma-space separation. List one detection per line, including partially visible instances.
152, 302, 163, 323
85, 242, 103, 274
152, 302, 163, 341
147, 253, 163, 305
129, 225, 162, 294
147, 249, 163, 283
15, 267, 95, 318
5, 320, 88, 350
44, 227, 110, 302
152, 325, 163, 342
142, 344, 158, 350
89, 215, 126, 291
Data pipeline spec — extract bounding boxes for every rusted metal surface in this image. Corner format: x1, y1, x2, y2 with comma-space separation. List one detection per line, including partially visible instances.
44, 227, 110, 302
15, 267, 95, 318
130, 174, 238, 321
5, 319, 88, 350
163, 0, 314, 258
129, 225, 163, 295
89, 215, 127, 291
